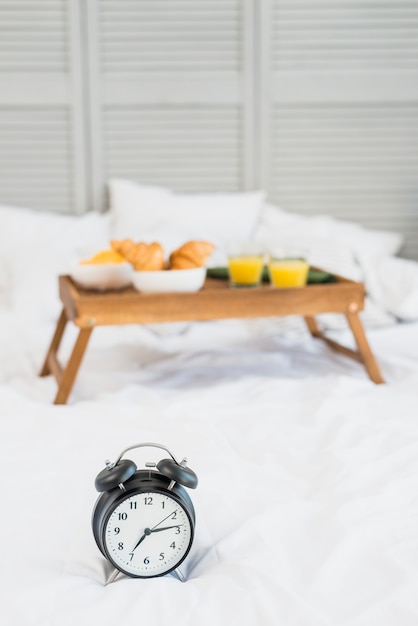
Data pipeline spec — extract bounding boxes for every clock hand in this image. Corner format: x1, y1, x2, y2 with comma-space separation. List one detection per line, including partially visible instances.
150, 524, 184, 533
150, 511, 178, 531
131, 512, 180, 552
131, 527, 151, 552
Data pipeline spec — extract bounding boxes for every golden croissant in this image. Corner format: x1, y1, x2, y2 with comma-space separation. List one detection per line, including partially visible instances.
169, 240, 215, 270
111, 239, 165, 271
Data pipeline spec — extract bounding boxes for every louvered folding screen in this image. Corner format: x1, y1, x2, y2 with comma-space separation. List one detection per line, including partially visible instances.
0, 0, 86, 214
86, 0, 255, 211
261, 0, 418, 259
1, 0, 416, 259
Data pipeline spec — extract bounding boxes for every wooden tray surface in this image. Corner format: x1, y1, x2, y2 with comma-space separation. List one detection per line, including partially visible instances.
59, 272, 365, 328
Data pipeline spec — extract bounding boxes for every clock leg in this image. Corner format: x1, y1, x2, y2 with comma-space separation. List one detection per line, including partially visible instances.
105, 568, 120, 586
173, 567, 186, 582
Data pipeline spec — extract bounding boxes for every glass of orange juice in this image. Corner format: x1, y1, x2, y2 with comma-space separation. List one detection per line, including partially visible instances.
268, 247, 309, 288
227, 242, 265, 288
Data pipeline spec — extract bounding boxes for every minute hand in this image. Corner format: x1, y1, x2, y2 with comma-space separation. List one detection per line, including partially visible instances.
150, 511, 179, 531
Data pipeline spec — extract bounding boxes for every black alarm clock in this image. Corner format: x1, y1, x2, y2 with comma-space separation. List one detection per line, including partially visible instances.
92, 442, 198, 583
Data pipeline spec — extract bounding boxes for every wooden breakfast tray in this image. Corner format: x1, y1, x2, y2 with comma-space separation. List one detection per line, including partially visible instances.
40, 272, 384, 404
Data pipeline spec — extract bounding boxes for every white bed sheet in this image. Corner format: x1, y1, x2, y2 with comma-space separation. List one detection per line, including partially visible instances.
1, 310, 418, 626
1, 200, 418, 624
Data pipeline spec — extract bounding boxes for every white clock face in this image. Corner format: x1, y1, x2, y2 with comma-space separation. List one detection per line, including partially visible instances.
104, 490, 193, 577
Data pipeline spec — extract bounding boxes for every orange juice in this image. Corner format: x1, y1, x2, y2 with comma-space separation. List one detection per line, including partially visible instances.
269, 258, 309, 288
228, 255, 264, 287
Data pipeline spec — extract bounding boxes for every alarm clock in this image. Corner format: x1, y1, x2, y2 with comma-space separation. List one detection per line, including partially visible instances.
92, 442, 198, 583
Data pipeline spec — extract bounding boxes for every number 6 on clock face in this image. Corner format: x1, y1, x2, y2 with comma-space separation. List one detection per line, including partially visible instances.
104, 491, 193, 577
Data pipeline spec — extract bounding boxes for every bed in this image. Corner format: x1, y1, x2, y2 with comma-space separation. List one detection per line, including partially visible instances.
1, 181, 418, 625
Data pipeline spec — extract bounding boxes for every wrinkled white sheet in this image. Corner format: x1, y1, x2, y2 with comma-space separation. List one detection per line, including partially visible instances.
1, 201, 418, 624
1, 308, 418, 626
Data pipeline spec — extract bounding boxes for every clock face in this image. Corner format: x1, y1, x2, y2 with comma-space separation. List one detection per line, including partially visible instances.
103, 490, 193, 577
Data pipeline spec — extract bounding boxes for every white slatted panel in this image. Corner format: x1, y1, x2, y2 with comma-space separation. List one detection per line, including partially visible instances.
273, 1, 418, 71
271, 103, 418, 235
101, 2, 241, 72
0, 2, 67, 72
104, 106, 241, 191
263, 0, 418, 260
0, 109, 72, 212
0, 0, 86, 214
88, 0, 254, 210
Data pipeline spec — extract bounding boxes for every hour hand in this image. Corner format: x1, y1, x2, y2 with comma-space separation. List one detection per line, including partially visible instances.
150, 524, 184, 533
132, 528, 150, 551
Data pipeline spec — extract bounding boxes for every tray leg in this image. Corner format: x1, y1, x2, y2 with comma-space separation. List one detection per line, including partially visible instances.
304, 315, 362, 361
304, 315, 384, 384
345, 312, 384, 384
39, 308, 68, 376
304, 315, 320, 338
53, 327, 93, 405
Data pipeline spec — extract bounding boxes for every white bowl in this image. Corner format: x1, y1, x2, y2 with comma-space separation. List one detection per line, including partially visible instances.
132, 267, 206, 293
70, 262, 133, 290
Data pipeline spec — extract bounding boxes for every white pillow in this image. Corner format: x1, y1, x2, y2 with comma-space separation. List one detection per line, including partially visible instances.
361, 255, 418, 321
255, 204, 403, 261
0, 204, 111, 321
108, 179, 265, 265
313, 214, 403, 259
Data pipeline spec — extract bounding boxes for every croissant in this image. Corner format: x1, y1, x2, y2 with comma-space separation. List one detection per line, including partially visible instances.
111, 239, 165, 271
110, 239, 137, 263
169, 240, 215, 270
